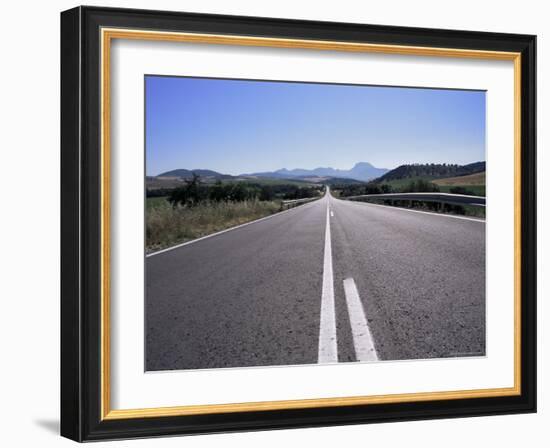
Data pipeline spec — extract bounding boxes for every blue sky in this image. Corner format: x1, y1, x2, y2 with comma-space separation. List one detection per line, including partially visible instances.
145, 76, 485, 176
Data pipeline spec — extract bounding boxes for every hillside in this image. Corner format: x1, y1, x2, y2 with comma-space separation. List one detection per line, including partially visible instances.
432, 171, 486, 186
376, 162, 485, 183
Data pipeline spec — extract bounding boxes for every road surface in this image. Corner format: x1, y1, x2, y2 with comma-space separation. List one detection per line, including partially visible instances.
146, 189, 485, 371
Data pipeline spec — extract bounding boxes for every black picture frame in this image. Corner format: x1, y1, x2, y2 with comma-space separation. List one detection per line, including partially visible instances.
61, 5, 536, 442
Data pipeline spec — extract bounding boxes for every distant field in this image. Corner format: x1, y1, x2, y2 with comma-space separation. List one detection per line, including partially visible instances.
433, 171, 485, 196
380, 176, 435, 189
146, 176, 314, 190
433, 171, 485, 186
377, 172, 485, 196
223, 177, 312, 186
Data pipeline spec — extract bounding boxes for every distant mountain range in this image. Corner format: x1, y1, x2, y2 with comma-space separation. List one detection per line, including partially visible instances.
244, 162, 388, 182
156, 161, 484, 184
157, 168, 234, 179
157, 162, 388, 183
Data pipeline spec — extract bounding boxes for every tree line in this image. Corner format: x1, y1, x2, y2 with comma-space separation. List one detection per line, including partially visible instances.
165, 174, 323, 207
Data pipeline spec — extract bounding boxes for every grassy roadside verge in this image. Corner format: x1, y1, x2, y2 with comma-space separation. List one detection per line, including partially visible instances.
146, 198, 282, 253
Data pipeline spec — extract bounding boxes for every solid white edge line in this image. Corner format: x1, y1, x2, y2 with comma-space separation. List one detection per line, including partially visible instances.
318, 198, 338, 363
343, 278, 379, 362
146, 198, 321, 257
344, 199, 486, 223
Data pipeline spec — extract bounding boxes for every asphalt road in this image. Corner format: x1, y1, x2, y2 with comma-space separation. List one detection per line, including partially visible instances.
146, 189, 485, 371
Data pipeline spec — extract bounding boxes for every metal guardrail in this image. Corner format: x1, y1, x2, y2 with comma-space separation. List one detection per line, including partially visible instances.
281, 196, 321, 209
344, 192, 486, 207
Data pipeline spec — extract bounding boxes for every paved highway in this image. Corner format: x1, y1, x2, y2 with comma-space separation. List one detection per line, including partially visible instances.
146, 188, 485, 371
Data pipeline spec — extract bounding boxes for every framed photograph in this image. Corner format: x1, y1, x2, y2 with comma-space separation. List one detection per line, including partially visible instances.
60, 6, 536, 442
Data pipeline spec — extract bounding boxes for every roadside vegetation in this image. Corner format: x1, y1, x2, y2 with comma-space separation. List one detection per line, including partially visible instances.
331, 164, 486, 219
432, 171, 486, 196
438, 185, 485, 196
146, 174, 323, 252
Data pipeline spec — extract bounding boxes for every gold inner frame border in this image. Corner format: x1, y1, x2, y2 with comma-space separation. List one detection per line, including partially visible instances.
99, 27, 522, 421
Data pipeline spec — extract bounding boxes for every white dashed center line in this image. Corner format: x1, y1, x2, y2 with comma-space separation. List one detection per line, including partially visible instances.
318, 199, 337, 363
343, 278, 378, 362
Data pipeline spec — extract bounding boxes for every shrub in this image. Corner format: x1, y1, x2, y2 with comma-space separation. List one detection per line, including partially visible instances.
168, 175, 321, 207
400, 179, 440, 193
449, 186, 476, 196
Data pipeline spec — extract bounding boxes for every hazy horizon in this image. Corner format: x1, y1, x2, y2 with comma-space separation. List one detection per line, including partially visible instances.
153, 159, 487, 177
146, 76, 486, 176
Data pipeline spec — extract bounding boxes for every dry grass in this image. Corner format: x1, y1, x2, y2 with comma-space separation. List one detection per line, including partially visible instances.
433, 171, 486, 186
146, 199, 281, 253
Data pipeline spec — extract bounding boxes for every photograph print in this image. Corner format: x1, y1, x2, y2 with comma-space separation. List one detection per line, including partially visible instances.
145, 76, 486, 372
